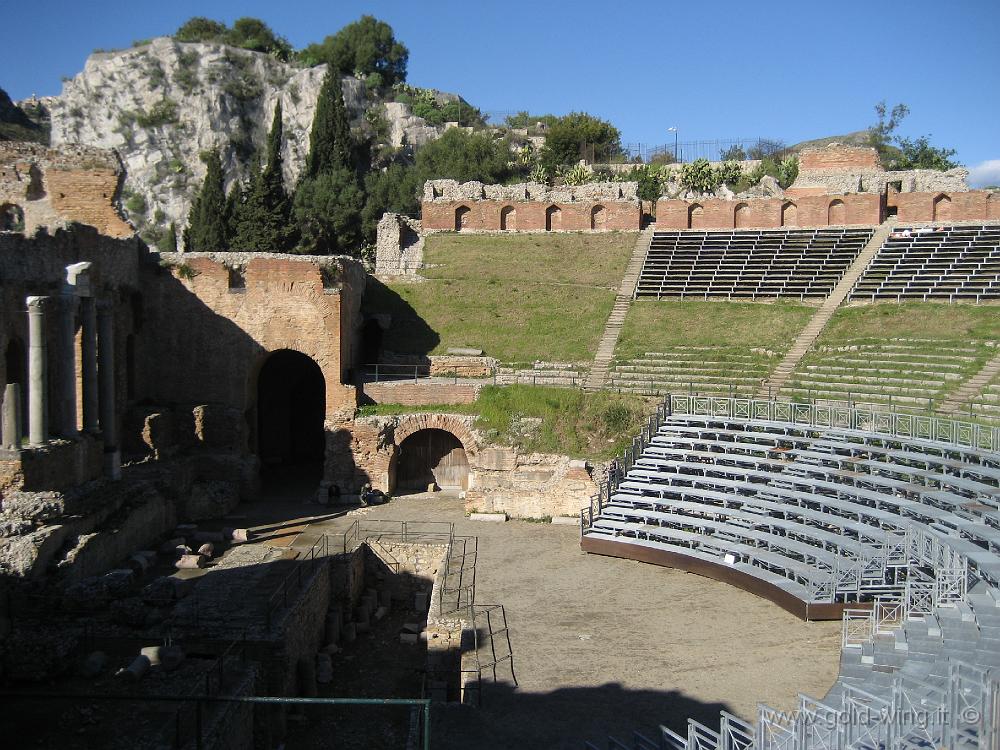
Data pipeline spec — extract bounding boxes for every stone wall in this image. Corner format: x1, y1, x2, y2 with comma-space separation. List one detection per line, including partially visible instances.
335, 413, 599, 518
798, 144, 882, 171
655, 193, 882, 230
466, 451, 596, 518
421, 180, 642, 232
0, 142, 132, 238
375, 213, 424, 275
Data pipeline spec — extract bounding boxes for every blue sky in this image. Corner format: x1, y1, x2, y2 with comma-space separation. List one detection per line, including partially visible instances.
2, 0, 998, 184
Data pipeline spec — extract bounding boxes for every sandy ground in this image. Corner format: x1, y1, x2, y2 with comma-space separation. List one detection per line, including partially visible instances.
301, 492, 843, 750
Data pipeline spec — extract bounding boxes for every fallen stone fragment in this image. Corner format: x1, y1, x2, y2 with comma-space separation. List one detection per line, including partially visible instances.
175, 554, 205, 570
115, 655, 150, 680
197, 543, 215, 558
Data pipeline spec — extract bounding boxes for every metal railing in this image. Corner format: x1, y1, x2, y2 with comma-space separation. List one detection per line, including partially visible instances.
265, 533, 331, 630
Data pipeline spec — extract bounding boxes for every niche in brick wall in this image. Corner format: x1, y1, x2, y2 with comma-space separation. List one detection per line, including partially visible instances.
781, 201, 797, 227
734, 203, 750, 229
545, 205, 561, 231
500, 205, 516, 231
933, 194, 952, 222
828, 199, 846, 225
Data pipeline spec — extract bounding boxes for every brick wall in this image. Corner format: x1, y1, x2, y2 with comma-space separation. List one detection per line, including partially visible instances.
421, 200, 641, 232
655, 194, 882, 230
46, 169, 132, 238
799, 145, 881, 171
890, 191, 1000, 223
360, 381, 482, 405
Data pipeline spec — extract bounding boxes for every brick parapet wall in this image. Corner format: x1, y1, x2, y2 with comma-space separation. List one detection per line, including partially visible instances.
799, 145, 882, 171
890, 191, 1000, 223
655, 193, 882, 230
360, 381, 481, 406
421, 200, 641, 232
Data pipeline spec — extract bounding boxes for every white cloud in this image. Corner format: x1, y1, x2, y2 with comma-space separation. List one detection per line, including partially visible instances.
968, 159, 1000, 188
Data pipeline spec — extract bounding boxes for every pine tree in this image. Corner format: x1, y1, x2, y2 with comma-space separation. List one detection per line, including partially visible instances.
185, 150, 228, 251
305, 69, 353, 177
229, 104, 296, 252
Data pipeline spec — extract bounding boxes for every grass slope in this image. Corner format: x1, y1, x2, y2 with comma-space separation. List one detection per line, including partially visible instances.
615, 299, 815, 361
367, 233, 635, 363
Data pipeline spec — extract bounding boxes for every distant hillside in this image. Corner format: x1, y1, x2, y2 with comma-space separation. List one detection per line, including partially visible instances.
0, 87, 47, 143
789, 130, 871, 152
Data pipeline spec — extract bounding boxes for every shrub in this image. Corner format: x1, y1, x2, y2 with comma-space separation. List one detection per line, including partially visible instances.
680, 158, 721, 193
135, 99, 179, 128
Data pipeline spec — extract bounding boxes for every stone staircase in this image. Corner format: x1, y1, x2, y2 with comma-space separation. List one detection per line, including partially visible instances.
939, 349, 1000, 415
584, 226, 655, 391
757, 221, 894, 398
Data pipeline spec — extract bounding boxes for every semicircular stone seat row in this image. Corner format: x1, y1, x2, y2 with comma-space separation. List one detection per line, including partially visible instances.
581, 409, 1000, 750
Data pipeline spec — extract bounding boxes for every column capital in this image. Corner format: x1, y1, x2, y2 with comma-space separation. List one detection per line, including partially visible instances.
65, 261, 93, 297
26, 295, 50, 310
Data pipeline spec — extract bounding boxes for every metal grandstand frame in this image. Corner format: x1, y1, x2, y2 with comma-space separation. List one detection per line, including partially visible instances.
581, 394, 1000, 750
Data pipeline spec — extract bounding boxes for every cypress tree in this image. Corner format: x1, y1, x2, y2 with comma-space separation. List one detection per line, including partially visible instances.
164, 222, 178, 253
305, 69, 353, 177
185, 150, 228, 251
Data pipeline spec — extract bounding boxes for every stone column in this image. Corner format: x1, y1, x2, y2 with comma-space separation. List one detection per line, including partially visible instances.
26, 295, 48, 446
55, 293, 78, 438
2, 383, 22, 449
80, 297, 99, 433
97, 302, 120, 479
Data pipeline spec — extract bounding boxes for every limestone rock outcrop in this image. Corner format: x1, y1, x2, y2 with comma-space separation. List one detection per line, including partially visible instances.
47, 37, 445, 248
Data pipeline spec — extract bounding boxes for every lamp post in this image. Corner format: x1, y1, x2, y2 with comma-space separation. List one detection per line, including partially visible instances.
668, 127, 678, 163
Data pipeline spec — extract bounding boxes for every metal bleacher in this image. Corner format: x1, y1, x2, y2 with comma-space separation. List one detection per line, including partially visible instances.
635, 228, 873, 300
850, 224, 1000, 302
581, 395, 1000, 750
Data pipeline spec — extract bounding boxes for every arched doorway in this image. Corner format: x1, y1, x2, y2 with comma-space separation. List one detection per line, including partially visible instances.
396, 428, 469, 493
257, 350, 325, 483
455, 206, 471, 231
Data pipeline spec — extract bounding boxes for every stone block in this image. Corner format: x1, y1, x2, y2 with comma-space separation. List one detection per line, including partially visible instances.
470, 513, 507, 523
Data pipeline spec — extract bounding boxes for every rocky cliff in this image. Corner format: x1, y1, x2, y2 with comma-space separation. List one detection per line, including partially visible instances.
47, 37, 442, 247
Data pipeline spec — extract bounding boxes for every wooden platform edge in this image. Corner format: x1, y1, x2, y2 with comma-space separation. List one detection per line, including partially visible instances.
580, 535, 864, 621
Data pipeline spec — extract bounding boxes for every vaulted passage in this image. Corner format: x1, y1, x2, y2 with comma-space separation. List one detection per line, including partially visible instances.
396, 428, 469, 493
257, 350, 325, 481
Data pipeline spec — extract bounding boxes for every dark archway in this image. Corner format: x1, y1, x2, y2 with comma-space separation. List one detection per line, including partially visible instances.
257, 350, 326, 482
396, 428, 469, 493
360, 319, 383, 366
455, 205, 471, 231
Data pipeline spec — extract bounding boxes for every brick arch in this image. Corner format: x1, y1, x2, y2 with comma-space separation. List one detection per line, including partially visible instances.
393, 413, 479, 457
455, 205, 471, 231
590, 204, 606, 230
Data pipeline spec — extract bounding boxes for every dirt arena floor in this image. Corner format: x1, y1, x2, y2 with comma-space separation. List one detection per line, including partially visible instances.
309, 493, 843, 750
